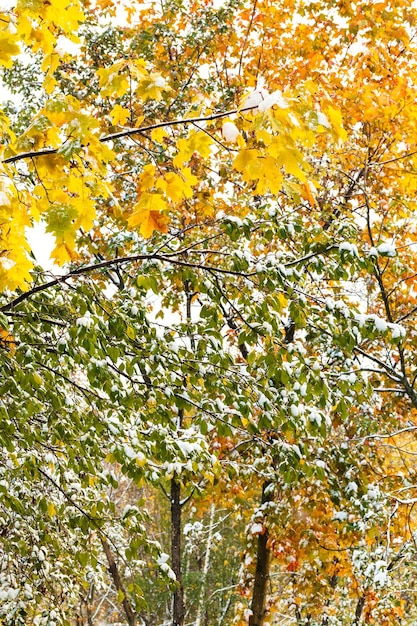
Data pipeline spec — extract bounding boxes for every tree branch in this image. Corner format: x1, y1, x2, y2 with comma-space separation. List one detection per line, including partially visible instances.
2, 106, 257, 165
0, 252, 255, 312
101, 538, 137, 626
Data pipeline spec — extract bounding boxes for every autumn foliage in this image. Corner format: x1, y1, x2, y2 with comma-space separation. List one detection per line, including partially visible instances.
1, 0, 417, 625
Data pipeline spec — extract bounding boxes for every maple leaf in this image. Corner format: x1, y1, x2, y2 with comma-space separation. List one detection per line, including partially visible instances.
129, 208, 169, 238
128, 192, 169, 236
0, 31, 20, 68
110, 104, 130, 126
51, 242, 80, 264
97, 61, 129, 98
136, 73, 171, 102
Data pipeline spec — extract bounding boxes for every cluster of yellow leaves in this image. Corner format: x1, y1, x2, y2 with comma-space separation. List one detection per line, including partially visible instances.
0, 0, 348, 293
0, 13, 20, 69
127, 164, 197, 237
2, 94, 116, 268
0, 177, 33, 290
0, 0, 84, 77
98, 58, 171, 122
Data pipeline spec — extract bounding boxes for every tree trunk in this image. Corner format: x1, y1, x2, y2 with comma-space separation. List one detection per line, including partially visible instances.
171, 477, 185, 626
249, 481, 273, 626
101, 538, 136, 626
352, 596, 365, 626
195, 502, 215, 626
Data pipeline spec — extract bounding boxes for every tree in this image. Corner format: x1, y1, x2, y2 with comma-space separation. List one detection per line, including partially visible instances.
2, 1, 417, 625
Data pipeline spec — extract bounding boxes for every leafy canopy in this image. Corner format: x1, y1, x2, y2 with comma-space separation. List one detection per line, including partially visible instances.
2, 0, 417, 625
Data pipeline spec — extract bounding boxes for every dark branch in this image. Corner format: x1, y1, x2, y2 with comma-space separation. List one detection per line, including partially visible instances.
2, 106, 258, 165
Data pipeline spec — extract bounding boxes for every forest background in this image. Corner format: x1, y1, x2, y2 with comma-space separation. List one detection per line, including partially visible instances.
1, 0, 417, 625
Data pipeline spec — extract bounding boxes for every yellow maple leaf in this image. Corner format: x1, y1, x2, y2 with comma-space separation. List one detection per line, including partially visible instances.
136, 72, 171, 102
41, 52, 60, 94
73, 197, 96, 231
137, 164, 157, 192
151, 127, 168, 143
158, 167, 197, 202
51, 242, 80, 265
324, 105, 347, 142
173, 130, 213, 167
275, 146, 308, 182
233, 148, 260, 174
130, 208, 169, 238
110, 104, 130, 126
128, 192, 169, 237
0, 32, 20, 68
44, 0, 85, 32
97, 60, 129, 97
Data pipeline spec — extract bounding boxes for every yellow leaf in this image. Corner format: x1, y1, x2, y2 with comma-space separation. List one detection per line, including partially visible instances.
0, 327, 16, 355
51, 242, 80, 265
128, 193, 169, 236
325, 105, 347, 142
158, 167, 197, 203
126, 325, 136, 339
73, 197, 96, 231
136, 72, 170, 102
301, 181, 316, 207
111, 104, 130, 126
151, 127, 168, 143
42, 61, 59, 94
47, 502, 56, 518
233, 148, 260, 174
174, 130, 213, 167
33, 372, 43, 386
274, 146, 308, 182
277, 293, 288, 309
233, 149, 283, 193
0, 32, 20, 68
137, 165, 157, 192
129, 206, 169, 237
97, 61, 129, 97
44, 0, 85, 32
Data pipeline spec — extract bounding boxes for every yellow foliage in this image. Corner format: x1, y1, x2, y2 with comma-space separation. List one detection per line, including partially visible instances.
110, 104, 130, 126
0, 30, 20, 68
174, 130, 213, 167
128, 193, 169, 237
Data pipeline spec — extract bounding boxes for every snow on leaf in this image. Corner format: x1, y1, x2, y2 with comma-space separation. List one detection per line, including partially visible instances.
240, 89, 267, 112
258, 90, 289, 112
250, 522, 264, 535
222, 121, 240, 143
377, 242, 396, 257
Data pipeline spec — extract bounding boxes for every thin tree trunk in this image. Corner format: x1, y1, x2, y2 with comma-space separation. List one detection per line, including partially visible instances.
195, 502, 216, 626
249, 481, 274, 626
352, 595, 365, 626
101, 538, 136, 626
86, 583, 94, 626
171, 477, 185, 626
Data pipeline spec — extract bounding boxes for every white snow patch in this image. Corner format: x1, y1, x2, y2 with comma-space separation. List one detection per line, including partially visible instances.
258, 90, 289, 112
222, 121, 240, 143
377, 242, 396, 257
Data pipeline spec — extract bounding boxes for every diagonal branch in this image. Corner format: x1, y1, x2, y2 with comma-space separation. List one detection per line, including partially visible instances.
0, 252, 255, 312
2, 106, 257, 165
